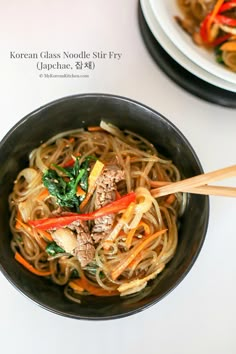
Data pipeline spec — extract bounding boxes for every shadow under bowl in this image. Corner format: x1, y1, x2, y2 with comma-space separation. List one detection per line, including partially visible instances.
0, 93, 209, 320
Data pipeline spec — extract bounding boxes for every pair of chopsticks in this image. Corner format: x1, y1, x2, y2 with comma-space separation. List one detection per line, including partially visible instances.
151, 165, 236, 198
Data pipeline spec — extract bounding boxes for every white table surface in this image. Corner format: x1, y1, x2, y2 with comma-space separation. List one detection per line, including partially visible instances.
1, 1, 236, 353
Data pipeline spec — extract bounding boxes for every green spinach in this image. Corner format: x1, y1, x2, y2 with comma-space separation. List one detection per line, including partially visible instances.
42, 156, 95, 211
46, 242, 65, 256
215, 46, 224, 64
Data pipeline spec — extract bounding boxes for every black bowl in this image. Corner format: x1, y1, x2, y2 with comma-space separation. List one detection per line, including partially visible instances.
0, 93, 209, 320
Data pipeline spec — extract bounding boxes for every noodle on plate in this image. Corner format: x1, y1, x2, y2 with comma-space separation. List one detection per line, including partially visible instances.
176, 0, 236, 71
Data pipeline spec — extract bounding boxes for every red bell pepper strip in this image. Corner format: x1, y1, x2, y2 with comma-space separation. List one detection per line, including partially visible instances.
215, 14, 236, 26
62, 158, 76, 168
62, 153, 81, 168
219, 1, 236, 13
29, 192, 136, 230
206, 0, 225, 36
200, 15, 233, 45
200, 1, 236, 46
211, 33, 232, 46
200, 14, 211, 43
200, 0, 225, 44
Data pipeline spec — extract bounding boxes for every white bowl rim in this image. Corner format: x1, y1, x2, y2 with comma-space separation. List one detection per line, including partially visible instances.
140, 0, 236, 92
149, 0, 236, 85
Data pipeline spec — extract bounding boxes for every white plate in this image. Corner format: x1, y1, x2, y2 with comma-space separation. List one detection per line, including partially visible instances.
149, 0, 236, 85
140, 0, 236, 92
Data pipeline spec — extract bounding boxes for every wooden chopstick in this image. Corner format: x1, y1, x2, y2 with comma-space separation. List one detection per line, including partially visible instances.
185, 185, 236, 197
151, 183, 236, 197
150, 165, 236, 198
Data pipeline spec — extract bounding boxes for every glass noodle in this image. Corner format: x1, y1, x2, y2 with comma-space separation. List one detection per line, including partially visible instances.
9, 121, 185, 301
176, 0, 236, 71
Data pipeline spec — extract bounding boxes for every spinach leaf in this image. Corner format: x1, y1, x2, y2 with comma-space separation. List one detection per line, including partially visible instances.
66, 157, 80, 177
80, 159, 90, 191
46, 242, 65, 256
42, 156, 95, 210
42, 169, 67, 199
215, 46, 224, 64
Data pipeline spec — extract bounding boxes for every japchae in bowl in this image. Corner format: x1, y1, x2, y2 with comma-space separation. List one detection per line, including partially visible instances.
0, 93, 209, 320
150, 0, 236, 83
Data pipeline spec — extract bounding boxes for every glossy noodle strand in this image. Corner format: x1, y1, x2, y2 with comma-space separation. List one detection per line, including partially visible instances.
9, 123, 185, 301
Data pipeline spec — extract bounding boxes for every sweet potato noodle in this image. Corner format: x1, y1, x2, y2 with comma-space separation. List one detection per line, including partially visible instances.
176, 0, 236, 71
9, 122, 186, 301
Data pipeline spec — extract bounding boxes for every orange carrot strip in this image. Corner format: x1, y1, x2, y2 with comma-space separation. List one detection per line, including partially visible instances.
125, 221, 150, 249
70, 278, 118, 297
37, 188, 50, 201
127, 253, 143, 269
16, 217, 31, 232
220, 41, 236, 51
15, 217, 48, 248
68, 137, 75, 143
68, 280, 84, 293
38, 229, 53, 242
15, 210, 23, 230
103, 202, 136, 250
111, 229, 167, 280
207, 0, 224, 41
15, 252, 52, 276
87, 126, 104, 132
76, 185, 86, 197
165, 194, 176, 205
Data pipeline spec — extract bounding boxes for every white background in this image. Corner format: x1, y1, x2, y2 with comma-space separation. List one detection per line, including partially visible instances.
1, 1, 236, 353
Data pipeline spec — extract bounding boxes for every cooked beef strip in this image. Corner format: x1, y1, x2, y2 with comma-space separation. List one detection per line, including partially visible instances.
52, 166, 125, 264
91, 166, 125, 242
69, 220, 95, 267
94, 167, 125, 209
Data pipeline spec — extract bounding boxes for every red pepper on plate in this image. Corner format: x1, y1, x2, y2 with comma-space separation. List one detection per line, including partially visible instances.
200, 13, 211, 43
211, 33, 232, 46
215, 14, 236, 27
199, 0, 236, 44
219, 1, 236, 13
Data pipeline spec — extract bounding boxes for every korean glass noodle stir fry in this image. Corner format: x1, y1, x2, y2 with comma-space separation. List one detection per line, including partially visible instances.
176, 0, 236, 71
9, 121, 186, 301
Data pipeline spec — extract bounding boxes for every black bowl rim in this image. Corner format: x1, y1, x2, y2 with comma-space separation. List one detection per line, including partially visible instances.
0, 93, 210, 320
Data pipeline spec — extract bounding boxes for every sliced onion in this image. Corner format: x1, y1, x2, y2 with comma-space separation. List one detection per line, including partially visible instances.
118, 263, 165, 296
18, 199, 35, 222
134, 187, 153, 214
51, 228, 78, 254
100, 120, 125, 140
219, 24, 236, 35
17, 168, 38, 185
